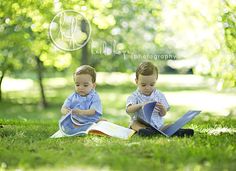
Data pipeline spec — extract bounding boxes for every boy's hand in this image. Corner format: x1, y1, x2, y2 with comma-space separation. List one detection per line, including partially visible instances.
64, 107, 72, 114
71, 109, 82, 115
155, 102, 166, 116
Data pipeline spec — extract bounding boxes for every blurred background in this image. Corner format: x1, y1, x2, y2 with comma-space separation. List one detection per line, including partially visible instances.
0, 0, 236, 124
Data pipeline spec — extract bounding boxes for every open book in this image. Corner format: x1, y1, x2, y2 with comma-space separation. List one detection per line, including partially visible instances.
50, 113, 135, 139
137, 102, 201, 137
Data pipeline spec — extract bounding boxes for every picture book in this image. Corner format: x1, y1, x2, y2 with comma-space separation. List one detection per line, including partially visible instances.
50, 113, 135, 139
137, 101, 201, 137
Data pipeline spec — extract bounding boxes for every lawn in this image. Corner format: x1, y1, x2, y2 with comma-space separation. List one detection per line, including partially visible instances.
0, 74, 236, 171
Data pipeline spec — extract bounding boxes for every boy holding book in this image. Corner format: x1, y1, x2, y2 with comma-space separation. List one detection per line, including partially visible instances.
61, 65, 102, 124
126, 61, 193, 137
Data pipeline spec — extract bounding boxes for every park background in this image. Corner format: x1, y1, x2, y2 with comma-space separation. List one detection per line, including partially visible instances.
0, 0, 235, 171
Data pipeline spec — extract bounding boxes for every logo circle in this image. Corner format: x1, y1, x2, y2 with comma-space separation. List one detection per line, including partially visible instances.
49, 10, 91, 51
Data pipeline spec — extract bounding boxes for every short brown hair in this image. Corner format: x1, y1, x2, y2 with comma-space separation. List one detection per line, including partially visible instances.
74, 65, 96, 83
136, 61, 158, 79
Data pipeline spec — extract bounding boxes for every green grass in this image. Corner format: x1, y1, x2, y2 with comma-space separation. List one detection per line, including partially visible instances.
0, 118, 235, 171
0, 74, 236, 171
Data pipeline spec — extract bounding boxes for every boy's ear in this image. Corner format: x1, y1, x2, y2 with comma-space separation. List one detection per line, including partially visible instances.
93, 83, 96, 88
135, 78, 138, 84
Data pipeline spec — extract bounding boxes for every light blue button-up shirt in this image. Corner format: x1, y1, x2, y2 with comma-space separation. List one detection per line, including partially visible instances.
62, 89, 102, 123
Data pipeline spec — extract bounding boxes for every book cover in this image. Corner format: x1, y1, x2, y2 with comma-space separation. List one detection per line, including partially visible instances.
136, 101, 157, 127
136, 102, 201, 137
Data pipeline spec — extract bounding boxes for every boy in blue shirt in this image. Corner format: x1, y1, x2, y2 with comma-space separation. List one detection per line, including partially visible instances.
126, 61, 193, 137
61, 65, 102, 123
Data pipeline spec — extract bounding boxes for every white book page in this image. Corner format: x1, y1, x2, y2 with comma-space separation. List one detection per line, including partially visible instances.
89, 121, 135, 139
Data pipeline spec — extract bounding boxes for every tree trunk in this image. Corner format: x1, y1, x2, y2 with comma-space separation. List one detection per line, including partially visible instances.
35, 56, 48, 108
0, 70, 5, 102
81, 19, 89, 65
82, 42, 88, 65
0, 55, 7, 102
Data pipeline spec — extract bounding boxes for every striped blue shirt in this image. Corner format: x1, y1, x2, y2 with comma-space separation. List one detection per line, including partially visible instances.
126, 88, 170, 129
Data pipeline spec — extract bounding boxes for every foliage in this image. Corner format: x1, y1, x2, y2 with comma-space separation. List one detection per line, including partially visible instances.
1, 0, 236, 101
160, 0, 236, 89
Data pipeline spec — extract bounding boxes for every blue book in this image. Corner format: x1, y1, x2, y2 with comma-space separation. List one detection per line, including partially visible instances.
137, 102, 201, 137
59, 114, 94, 136
53, 113, 135, 139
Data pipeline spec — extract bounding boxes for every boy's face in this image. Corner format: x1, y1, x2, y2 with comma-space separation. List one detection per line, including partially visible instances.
135, 74, 157, 96
74, 74, 96, 96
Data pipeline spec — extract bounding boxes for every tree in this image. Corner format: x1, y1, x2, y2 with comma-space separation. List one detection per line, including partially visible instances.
221, 0, 236, 88
0, 0, 72, 107
157, 0, 236, 90
0, 1, 31, 101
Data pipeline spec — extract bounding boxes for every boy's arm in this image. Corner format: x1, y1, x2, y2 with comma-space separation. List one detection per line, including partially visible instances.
126, 103, 147, 113
72, 109, 96, 116
61, 94, 73, 115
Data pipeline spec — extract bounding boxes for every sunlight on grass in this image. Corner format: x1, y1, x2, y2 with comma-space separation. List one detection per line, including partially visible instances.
158, 74, 214, 87
2, 77, 34, 91
97, 72, 133, 85
201, 127, 236, 135
100, 92, 127, 115
97, 73, 215, 88
45, 78, 72, 88
165, 91, 236, 116
1, 73, 236, 118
